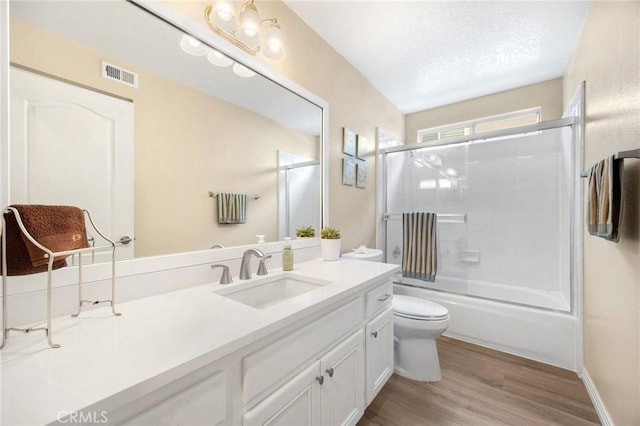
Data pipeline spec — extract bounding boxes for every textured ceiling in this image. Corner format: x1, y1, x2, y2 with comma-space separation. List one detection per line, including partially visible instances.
285, 0, 591, 114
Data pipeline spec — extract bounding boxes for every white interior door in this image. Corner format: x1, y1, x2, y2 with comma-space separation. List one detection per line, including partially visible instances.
9, 67, 134, 261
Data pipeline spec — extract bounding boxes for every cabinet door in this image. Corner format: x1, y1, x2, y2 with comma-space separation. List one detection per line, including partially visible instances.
365, 307, 394, 404
243, 361, 322, 426
119, 368, 227, 426
320, 329, 365, 426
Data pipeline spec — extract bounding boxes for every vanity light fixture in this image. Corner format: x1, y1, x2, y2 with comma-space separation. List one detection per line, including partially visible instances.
179, 33, 257, 78
205, 0, 287, 60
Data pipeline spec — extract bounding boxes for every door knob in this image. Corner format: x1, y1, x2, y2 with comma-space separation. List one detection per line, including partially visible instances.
325, 368, 334, 377
371, 331, 378, 338
315, 375, 324, 385
118, 236, 133, 245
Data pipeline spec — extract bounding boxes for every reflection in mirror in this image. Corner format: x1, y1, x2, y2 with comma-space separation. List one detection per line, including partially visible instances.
8, 0, 323, 261
277, 151, 320, 240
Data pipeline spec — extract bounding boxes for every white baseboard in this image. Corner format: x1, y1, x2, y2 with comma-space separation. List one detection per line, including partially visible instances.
582, 367, 613, 426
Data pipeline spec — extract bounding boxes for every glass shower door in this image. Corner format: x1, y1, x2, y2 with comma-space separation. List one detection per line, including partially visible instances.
384, 126, 572, 312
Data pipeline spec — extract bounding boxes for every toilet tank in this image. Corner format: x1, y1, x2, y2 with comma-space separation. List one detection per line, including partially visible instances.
342, 248, 383, 262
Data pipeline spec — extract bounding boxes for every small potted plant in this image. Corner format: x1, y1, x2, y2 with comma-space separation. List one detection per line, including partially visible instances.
296, 226, 316, 238
320, 227, 341, 261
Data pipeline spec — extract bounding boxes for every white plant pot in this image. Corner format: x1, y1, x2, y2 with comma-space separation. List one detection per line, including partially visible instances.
321, 238, 341, 261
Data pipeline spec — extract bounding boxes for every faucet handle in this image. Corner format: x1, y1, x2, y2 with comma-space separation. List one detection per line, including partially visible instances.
257, 255, 272, 276
211, 264, 233, 284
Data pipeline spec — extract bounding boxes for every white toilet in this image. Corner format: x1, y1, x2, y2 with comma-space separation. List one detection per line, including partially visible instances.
393, 295, 449, 382
341, 247, 384, 262
342, 247, 449, 382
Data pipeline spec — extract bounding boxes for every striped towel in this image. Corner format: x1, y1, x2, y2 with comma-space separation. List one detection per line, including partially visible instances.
587, 156, 623, 242
402, 212, 437, 282
217, 193, 247, 224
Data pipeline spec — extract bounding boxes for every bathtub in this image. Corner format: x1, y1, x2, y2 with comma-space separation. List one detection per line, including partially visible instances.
394, 279, 579, 371
398, 273, 571, 312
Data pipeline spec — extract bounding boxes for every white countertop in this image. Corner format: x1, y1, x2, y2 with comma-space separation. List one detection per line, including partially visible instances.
0, 259, 399, 425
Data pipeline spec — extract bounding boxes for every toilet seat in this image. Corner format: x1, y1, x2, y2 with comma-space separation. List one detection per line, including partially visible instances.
393, 295, 449, 321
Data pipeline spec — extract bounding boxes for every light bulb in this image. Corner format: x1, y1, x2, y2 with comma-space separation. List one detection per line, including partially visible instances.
207, 49, 233, 67
239, 1, 260, 39
263, 21, 286, 59
213, 1, 235, 22
232, 63, 256, 78
265, 22, 282, 53
179, 34, 208, 56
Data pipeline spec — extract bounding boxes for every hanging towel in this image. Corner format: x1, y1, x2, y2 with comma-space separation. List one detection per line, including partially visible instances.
587, 156, 623, 242
217, 193, 247, 224
402, 212, 438, 282
1, 205, 88, 275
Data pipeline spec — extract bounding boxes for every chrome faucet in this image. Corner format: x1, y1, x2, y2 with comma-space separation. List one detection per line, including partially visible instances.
240, 248, 265, 280
211, 264, 233, 284
257, 255, 272, 276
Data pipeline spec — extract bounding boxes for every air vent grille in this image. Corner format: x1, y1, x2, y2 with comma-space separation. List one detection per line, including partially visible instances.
101, 61, 139, 88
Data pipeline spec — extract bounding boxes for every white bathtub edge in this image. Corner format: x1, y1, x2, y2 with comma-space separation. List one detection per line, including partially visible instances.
394, 284, 578, 371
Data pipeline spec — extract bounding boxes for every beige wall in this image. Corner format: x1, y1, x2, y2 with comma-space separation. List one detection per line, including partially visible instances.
11, 17, 317, 257
563, 2, 640, 425
166, 1, 405, 252
405, 78, 563, 143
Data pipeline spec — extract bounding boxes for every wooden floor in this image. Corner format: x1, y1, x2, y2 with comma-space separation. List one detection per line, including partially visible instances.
359, 336, 600, 426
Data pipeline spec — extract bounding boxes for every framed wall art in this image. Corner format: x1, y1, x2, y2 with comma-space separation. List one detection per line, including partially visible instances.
356, 134, 369, 159
356, 160, 367, 189
343, 127, 356, 156
342, 157, 355, 186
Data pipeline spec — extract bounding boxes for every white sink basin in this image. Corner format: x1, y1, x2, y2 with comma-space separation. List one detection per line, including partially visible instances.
213, 273, 331, 309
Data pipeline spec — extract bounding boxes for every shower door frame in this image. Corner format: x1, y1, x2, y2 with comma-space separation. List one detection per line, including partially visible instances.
378, 116, 581, 313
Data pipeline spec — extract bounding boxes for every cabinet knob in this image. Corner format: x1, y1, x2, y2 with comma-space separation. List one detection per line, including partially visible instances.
315, 375, 324, 385
325, 368, 334, 377
371, 331, 378, 338
377, 294, 391, 302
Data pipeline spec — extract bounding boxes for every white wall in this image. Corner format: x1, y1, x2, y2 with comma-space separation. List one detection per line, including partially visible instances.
563, 2, 640, 424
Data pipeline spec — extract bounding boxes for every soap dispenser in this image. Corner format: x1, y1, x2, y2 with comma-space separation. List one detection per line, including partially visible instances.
282, 237, 294, 271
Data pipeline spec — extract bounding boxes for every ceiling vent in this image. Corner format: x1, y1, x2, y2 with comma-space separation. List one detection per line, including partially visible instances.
101, 61, 139, 88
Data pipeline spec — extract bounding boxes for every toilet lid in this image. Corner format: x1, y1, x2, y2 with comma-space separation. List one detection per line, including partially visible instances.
393, 295, 449, 320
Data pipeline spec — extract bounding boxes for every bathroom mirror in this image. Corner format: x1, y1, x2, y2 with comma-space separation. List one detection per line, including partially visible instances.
7, 0, 324, 260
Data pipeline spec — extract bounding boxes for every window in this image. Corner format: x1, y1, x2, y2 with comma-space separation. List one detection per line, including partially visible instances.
417, 107, 541, 144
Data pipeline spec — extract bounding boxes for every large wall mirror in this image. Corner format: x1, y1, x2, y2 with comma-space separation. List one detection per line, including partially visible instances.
6, 0, 325, 262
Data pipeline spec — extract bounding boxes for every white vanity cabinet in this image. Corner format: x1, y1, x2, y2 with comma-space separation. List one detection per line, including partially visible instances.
117, 360, 236, 426
1, 260, 401, 425
242, 278, 393, 426
114, 279, 393, 426
243, 330, 365, 426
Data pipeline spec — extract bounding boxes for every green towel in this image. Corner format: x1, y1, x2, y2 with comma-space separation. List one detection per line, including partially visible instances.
217, 193, 247, 224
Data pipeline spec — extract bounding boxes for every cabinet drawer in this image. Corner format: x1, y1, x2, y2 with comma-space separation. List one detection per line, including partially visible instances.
365, 280, 392, 318
243, 297, 364, 407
